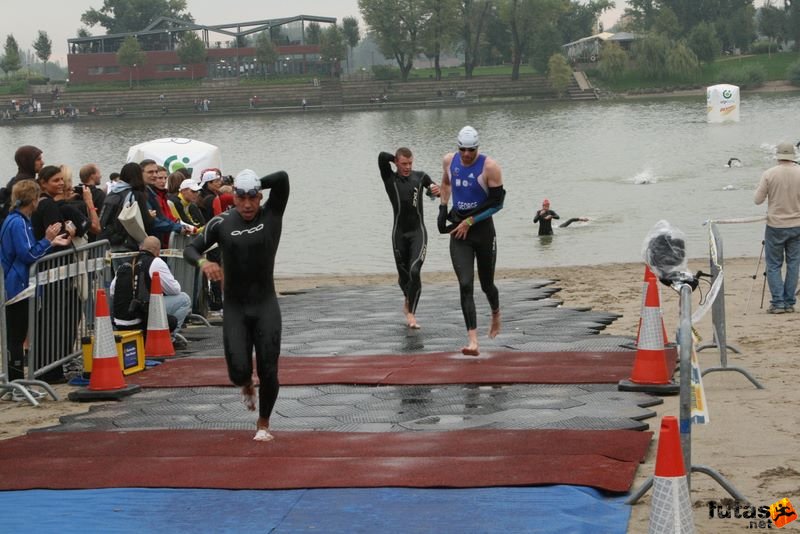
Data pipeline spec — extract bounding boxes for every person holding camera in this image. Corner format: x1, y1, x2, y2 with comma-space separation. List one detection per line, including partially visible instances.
754, 142, 800, 314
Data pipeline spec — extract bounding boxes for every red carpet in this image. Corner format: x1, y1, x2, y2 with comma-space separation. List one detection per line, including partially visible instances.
0, 429, 651, 493
129, 349, 678, 387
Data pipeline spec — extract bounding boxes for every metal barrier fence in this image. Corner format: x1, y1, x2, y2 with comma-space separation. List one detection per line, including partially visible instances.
698, 221, 763, 389
25, 240, 109, 382
167, 233, 210, 326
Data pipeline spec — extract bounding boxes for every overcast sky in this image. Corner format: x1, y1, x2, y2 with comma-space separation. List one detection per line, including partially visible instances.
0, 1, 765, 65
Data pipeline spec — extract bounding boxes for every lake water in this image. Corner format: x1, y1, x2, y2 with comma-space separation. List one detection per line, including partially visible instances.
2, 92, 798, 276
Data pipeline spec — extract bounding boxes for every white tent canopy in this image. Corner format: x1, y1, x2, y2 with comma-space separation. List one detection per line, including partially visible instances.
126, 138, 222, 181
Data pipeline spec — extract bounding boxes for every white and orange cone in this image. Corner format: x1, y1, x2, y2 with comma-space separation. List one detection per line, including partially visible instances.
620, 272, 678, 394
69, 289, 141, 401
648, 416, 695, 534
637, 266, 669, 345
144, 271, 175, 358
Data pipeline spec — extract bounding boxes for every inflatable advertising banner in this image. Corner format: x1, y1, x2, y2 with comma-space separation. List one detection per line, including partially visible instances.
126, 138, 222, 181
706, 84, 740, 123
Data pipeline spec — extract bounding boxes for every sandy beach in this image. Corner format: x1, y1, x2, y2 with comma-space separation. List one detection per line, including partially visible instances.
2, 255, 797, 532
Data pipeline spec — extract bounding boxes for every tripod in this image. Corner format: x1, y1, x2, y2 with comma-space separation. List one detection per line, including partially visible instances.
744, 240, 766, 314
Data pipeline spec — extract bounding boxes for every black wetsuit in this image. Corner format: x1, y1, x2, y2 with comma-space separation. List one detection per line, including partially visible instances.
378, 152, 434, 314
440, 153, 503, 331
533, 209, 559, 235
184, 171, 289, 420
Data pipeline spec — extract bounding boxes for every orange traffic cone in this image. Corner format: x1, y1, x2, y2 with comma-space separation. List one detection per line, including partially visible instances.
637, 266, 669, 345
144, 271, 175, 358
68, 289, 141, 401
648, 416, 695, 533
619, 273, 678, 394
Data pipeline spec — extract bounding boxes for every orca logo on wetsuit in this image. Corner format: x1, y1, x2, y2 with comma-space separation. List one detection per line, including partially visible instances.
231, 223, 265, 236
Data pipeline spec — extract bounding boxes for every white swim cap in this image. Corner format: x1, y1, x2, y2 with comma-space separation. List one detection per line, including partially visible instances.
457, 126, 479, 149
234, 169, 261, 192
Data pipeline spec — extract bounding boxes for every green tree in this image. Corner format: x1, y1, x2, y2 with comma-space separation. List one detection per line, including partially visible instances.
255, 32, 277, 78
687, 22, 721, 64
652, 7, 680, 39
598, 41, 628, 81
0, 35, 22, 78
547, 53, 572, 96
33, 31, 53, 76
633, 33, 669, 79
359, 0, 426, 81
529, 21, 561, 74
320, 25, 347, 78
716, 3, 755, 53
666, 41, 700, 80
500, 0, 559, 81
460, 0, 492, 79
176, 31, 206, 80
558, 0, 614, 43
342, 16, 361, 75
82, 0, 194, 34
625, 0, 660, 32
789, 0, 800, 51
759, 4, 787, 56
117, 36, 146, 88
306, 22, 322, 45
420, 0, 460, 81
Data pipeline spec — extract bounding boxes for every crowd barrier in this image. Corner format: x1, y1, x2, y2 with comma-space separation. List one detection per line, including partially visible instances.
1, 241, 109, 404
167, 233, 210, 327
697, 220, 763, 389
26, 240, 110, 381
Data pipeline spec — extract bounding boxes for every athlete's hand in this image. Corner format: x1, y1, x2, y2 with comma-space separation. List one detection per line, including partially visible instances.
201, 261, 224, 283
429, 184, 441, 197
450, 219, 471, 240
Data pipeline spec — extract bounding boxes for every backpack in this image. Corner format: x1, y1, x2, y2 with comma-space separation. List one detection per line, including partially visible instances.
112, 256, 151, 325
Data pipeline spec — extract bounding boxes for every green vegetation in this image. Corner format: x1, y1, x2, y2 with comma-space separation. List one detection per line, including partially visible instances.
591, 51, 800, 93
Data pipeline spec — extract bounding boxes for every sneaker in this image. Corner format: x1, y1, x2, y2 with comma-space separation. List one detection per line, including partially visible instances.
172, 337, 188, 350
785, 306, 795, 313
767, 305, 786, 314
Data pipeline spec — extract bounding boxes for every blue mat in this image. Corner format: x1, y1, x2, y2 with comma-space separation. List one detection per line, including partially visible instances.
0, 486, 629, 533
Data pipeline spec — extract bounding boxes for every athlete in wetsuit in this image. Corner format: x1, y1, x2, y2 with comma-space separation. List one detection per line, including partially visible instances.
378, 148, 440, 328
533, 199, 559, 235
439, 126, 505, 356
184, 169, 289, 442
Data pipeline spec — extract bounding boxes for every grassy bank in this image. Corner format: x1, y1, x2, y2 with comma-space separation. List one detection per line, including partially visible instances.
589, 51, 800, 93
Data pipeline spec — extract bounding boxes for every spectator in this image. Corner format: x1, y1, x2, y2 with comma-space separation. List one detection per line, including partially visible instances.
7, 145, 43, 192
99, 162, 155, 258
170, 178, 206, 229
198, 169, 223, 221
1, 180, 70, 380
78, 163, 107, 221
105, 171, 120, 195
754, 142, 800, 314
110, 236, 192, 349
57, 164, 101, 241
141, 159, 185, 246
212, 185, 235, 215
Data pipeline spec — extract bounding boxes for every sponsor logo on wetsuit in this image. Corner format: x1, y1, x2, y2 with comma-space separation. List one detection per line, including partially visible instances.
231, 223, 265, 236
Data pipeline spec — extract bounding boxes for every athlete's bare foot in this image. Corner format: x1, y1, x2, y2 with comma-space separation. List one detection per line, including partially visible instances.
254, 417, 273, 441
241, 384, 256, 411
489, 309, 501, 339
461, 330, 480, 356
403, 298, 420, 328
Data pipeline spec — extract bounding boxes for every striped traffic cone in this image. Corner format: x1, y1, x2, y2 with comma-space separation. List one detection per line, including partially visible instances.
68, 289, 141, 401
648, 416, 695, 534
619, 272, 679, 394
637, 266, 670, 345
145, 271, 175, 358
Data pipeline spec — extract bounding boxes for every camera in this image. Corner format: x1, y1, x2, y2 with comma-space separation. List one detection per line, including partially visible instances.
73, 185, 85, 195
221, 175, 234, 186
